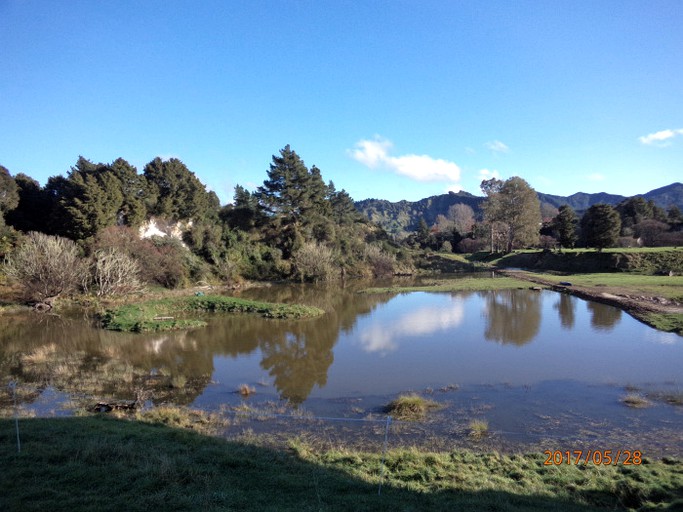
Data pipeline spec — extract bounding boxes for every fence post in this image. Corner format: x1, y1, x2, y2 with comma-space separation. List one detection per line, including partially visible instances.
10, 381, 21, 453
378, 415, 391, 496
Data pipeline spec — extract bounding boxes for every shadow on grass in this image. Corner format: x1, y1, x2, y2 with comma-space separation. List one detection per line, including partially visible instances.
1, 416, 679, 511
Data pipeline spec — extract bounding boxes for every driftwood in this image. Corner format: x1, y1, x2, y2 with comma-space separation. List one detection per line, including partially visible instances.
31, 295, 60, 312
92, 400, 138, 413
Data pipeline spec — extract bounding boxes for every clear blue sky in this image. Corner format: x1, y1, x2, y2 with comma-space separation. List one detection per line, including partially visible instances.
1, 0, 681, 204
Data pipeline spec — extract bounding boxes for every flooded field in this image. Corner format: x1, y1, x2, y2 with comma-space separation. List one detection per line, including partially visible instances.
1, 279, 681, 456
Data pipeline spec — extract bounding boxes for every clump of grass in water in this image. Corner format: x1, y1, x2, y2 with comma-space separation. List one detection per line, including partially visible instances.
621, 393, 651, 408
385, 393, 441, 420
468, 419, 489, 439
238, 384, 256, 397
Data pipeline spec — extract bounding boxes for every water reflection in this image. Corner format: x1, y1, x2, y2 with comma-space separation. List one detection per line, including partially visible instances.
483, 290, 541, 346
587, 301, 622, 330
358, 296, 466, 354
553, 293, 576, 330
0, 282, 680, 411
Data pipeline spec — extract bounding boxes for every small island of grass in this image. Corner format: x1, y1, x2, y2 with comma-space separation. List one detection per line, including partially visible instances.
101, 295, 325, 332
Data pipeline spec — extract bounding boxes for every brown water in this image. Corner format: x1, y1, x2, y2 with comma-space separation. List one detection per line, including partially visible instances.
1, 279, 682, 455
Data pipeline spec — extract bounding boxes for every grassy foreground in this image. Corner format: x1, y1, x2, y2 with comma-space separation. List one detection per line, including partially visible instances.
101, 295, 325, 332
1, 414, 682, 511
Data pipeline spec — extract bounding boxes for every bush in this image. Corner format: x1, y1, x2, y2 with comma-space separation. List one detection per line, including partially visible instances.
292, 241, 336, 282
4, 232, 86, 302
363, 244, 395, 277
457, 237, 487, 253
91, 248, 144, 297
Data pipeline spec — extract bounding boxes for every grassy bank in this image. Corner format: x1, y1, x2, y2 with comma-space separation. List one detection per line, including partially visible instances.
360, 275, 528, 294
1, 414, 681, 511
101, 295, 325, 332
475, 248, 683, 274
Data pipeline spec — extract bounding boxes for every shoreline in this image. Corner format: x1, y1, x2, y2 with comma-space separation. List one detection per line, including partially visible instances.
498, 270, 683, 335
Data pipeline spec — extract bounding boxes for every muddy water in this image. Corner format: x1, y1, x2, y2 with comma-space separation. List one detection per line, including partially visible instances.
1, 279, 681, 455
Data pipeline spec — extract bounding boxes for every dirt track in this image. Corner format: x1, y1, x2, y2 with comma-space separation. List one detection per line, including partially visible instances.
499, 270, 683, 334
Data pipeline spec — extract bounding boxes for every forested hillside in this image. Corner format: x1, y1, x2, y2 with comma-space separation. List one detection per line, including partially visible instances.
356, 183, 683, 239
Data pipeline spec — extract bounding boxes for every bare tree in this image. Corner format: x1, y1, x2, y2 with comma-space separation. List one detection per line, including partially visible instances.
92, 248, 144, 296
447, 203, 475, 235
4, 232, 86, 306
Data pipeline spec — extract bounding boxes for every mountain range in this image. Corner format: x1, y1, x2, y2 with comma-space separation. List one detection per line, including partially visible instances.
355, 182, 683, 238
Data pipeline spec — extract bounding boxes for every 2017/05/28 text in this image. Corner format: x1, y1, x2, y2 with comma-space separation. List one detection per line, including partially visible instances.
543, 450, 642, 466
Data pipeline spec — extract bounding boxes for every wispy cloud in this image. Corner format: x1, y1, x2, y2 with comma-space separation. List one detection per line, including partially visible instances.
485, 140, 509, 153
350, 136, 461, 183
479, 168, 501, 180
638, 128, 683, 146
587, 173, 605, 182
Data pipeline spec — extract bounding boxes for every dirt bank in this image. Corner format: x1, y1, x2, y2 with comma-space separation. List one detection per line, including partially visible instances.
499, 270, 683, 335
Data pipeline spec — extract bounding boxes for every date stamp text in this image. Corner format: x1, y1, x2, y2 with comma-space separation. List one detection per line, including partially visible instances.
543, 450, 642, 466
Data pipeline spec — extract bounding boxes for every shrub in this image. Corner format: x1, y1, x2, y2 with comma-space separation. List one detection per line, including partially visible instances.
4, 232, 86, 302
292, 241, 336, 282
363, 244, 395, 277
91, 248, 144, 297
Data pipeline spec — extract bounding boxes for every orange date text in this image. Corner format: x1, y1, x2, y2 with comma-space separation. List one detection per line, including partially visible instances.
543, 450, 642, 466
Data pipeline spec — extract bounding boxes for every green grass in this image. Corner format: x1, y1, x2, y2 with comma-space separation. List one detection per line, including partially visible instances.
529, 272, 683, 300
643, 313, 683, 333
361, 276, 529, 294
468, 419, 490, 439
101, 295, 325, 332
2, 415, 682, 511
384, 394, 441, 420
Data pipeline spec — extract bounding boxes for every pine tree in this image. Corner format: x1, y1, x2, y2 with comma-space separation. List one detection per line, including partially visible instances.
581, 204, 621, 251
553, 205, 578, 250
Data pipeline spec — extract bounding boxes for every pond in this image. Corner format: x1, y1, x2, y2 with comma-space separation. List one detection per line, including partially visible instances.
1, 279, 682, 456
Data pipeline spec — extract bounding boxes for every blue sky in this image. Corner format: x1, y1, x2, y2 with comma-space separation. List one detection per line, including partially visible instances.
1, 0, 681, 204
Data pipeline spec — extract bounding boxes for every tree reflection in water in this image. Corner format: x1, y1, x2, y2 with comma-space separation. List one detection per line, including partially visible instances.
554, 293, 576, 330
483, 290, 541, 346
0, 283, 392, 407
587, 301, 622, 331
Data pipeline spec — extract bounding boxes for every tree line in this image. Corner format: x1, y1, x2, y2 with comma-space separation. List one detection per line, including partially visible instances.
0, 146, 406, 304
409, 177, 683, 253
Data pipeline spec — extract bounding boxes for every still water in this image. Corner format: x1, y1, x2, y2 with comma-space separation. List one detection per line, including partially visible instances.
1, 280, 681, 454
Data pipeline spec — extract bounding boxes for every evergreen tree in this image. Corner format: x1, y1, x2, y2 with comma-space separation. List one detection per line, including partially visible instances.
552, 205, 578, 250
5, 173, 50, 233
667, 205, 683, 230
255, 145, 330, 256
110, 158, 148, 227
52, 157, 125, 241
144, 157, 216, 221
581, 204, 621, 251
0, 165, 19, 219
256, 146, 328, 222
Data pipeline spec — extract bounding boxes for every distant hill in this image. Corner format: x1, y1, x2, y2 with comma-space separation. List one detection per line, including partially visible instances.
355, 191, 484, 238
355, 182, 683, 238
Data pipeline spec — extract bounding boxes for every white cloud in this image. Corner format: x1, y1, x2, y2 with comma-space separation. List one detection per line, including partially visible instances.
587, 173, 605, 182
485, 140, 509, 153
479, 168, 501, 180
638, 128, 683, 146
357, 299, 465, 355
350, 136, 461, 182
